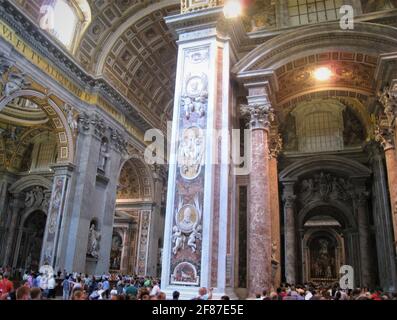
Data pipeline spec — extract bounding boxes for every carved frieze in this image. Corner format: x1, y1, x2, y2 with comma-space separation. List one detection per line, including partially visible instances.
298, 172, 354, 203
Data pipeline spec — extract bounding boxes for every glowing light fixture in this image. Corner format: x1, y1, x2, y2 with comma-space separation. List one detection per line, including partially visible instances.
223, 0, 242, 19
314, 67, 332, 81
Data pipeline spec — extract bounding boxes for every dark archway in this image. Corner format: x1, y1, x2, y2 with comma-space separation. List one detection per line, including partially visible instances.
16, 210, 46, 272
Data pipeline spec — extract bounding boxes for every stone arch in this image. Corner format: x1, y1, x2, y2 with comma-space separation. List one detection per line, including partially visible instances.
117, 156, 154, 202
9, 175, 52, 194
233, 22, 397, 74
298, 200, 357, 230
279, 155, 371, 182
0, 89, 75, 164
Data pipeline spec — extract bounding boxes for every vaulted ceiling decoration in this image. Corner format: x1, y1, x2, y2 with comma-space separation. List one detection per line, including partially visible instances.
117, 158, 152, 201
76, 1, 180, 125
14, 0, 180, 126
275, 52, 377, 104
100, 8, 178, 123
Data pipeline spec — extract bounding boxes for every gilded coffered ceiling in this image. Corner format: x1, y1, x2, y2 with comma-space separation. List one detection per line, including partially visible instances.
75, 1, 180, 125
275, 52, 377, 104
15, 0, 180, 126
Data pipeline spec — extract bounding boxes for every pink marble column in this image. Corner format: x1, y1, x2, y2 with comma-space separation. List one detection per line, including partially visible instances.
241, 103, 273, 294
378, 86, 397, 254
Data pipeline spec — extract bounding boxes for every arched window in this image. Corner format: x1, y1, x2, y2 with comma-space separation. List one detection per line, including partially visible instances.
291, 100, 345, 153
52, 0, 78, 48
39, 0, 91, 51
288, 0, 344, 26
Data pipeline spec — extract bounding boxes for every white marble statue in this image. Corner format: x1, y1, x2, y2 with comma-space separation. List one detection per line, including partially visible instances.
187, 225, 202, 253
64, 104, 78, 132
98, 140, 109, 171
172, 226, 185, 255
87, 224, 101, 259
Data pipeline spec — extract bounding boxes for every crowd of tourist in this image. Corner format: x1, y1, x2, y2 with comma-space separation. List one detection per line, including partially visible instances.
1, 267, 397, 300
250, 284, 397, 300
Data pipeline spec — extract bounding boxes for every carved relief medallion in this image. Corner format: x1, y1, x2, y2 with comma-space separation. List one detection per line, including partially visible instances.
178, 126, 205, 180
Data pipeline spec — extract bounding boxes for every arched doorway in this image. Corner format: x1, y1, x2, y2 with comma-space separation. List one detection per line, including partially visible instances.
112, 157, 165, 277
0, 91, 74, 272
302, 212, 346, 285
16, 210, 47, 273
279, 157, 376, 287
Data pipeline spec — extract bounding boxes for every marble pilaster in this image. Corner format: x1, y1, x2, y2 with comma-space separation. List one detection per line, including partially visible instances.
3, 193, 24, 266
353, 186, 373, 288
40, 164, 74, 268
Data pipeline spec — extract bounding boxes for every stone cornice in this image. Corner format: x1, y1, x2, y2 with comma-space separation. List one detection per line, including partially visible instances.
0, 0, 153, 132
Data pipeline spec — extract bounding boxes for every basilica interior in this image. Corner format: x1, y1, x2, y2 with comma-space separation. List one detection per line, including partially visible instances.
1, 0, 397, 299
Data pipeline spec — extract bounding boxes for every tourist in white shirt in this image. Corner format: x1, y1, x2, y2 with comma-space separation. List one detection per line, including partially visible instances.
48, 274, 56, 299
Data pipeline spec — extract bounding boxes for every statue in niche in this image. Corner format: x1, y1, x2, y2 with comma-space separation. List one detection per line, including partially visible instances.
87, 223, 101, 259
98, 139, 109, 172
343, 107, 365, 146
361, 0, 396, 13
64, 104, 78, 132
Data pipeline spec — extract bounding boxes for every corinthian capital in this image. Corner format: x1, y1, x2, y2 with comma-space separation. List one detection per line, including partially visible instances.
379, 85, 397, 126
240, 103, 274, 130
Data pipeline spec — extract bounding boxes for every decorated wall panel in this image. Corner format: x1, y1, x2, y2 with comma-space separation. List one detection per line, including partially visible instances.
167, 45, 211, 287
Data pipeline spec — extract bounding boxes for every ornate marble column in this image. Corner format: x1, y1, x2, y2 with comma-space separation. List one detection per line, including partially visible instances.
268, 130, 282, 288
3, 193, 24, 266
282, 183, 297, 285
240, 82, 274, 294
